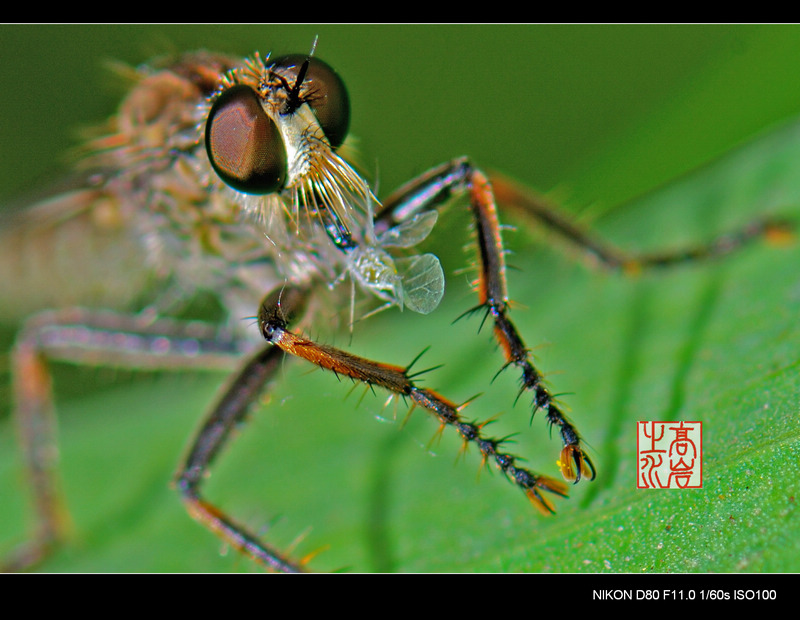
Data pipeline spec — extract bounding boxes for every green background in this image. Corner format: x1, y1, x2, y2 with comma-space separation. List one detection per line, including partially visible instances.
1, 24, 799, 572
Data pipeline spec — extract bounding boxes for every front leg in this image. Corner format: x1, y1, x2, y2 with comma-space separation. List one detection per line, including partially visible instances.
257, 287, 570, 515
377, 158, 595, 483
468, 168, 596, 483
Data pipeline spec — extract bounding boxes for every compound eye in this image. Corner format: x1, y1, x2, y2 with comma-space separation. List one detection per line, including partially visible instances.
205, 84, 287, 194
271, 54, 350, 148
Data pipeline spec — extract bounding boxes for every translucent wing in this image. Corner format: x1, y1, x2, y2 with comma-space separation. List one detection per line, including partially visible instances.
377, 211, 438, 248
396, 253, 444, 314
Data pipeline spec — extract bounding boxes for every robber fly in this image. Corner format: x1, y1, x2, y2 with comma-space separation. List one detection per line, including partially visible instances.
3, 41, 788, 573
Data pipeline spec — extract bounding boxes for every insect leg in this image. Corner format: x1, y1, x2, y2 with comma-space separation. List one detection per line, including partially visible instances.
174, 287, 309, 573
257, 286, 570, 516
488, 170, 794, 272
174, 345, 302, 572
3, 308, 248, 572
376, 158, 596, 484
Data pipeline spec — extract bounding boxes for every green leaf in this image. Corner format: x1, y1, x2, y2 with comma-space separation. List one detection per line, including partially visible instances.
3, 116, 800, 573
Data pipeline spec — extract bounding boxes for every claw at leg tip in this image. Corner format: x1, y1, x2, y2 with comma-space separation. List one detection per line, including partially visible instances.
558, 445, 596, 484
